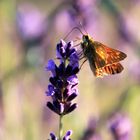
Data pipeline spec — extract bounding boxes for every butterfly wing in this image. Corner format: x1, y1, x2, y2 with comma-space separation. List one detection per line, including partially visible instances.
91, 63, 124, 77
93, 41, 127, 68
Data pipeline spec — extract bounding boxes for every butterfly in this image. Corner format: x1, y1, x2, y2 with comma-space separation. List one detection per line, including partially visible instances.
80, 34, 127, 77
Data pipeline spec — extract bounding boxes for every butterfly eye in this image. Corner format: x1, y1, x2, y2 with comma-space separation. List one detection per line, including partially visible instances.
83, 35, 89, 42
85, 35, 89, 40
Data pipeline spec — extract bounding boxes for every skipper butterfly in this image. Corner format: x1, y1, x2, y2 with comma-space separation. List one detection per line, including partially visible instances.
81, 34, 127, 77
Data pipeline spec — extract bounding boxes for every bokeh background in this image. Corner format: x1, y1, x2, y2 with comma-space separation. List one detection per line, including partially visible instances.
0, 0, 140, 140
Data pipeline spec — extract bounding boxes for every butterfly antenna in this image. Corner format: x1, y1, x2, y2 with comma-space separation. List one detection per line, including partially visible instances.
63, 27, 84, 40
79, 22, 88, 34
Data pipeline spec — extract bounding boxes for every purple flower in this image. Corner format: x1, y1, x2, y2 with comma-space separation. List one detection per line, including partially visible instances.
16, 3, 46, 43
46, 60, 57, 76
109, 113, 132, 140
50, 132, 58, 140
46, 84, 55, 96
56, 40, 67, 59
49, 130, 72, 140
69, 51, 79, 68
68, 0, 95, 27
63, 130, 73, 140
67, 75, 78, 86
56, 40, 76, 62
46, 40, 79, 116
81, 118, 101, 140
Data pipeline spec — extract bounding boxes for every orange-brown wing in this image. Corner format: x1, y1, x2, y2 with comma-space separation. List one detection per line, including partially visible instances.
94, 63, 124, 77
93, 41, 127, 68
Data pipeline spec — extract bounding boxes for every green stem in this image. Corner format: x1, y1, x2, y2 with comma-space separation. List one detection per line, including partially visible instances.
59, 115, 63, 140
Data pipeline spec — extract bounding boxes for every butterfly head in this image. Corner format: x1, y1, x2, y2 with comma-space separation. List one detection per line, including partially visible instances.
82, 34, 90, 42
81, 34, 94, 48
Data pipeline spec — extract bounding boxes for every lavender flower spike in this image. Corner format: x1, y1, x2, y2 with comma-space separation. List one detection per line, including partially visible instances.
46, 39, 79, 116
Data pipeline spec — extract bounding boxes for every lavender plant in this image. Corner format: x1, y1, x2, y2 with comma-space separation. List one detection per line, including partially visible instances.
45, 40, 79, 140
109, 113, 132, 140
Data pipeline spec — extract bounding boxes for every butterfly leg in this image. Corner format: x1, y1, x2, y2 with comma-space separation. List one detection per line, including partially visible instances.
79, 55, 85, 60
73, 43, 81, 48
79, 58, 87, 70
77, 51, 84, 59
63, 27, 84, 40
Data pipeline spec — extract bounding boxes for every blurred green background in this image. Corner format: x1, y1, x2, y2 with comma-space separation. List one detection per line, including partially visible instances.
0, 0, 140, 140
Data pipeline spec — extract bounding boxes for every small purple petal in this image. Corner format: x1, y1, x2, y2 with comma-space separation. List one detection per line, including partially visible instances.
67, 75, 78, 86
71, 85, 79, 94
49, 77, 57, 86
67, 85, 79, 96
67, 93, 78, 102
67, 41, 73, 49
60, 39, 67, 48
46, 59, 56, 76
70, 51, 79, 61
69, 48, 75, 57
69, 51, 79, 68
53, 100, 64, 115
56, 40, 66, 59
66, 130, 73, 136
64, 103, 77, 115
63, 130, 73, 140
50, 132, 58, 140
47, 102, 58, 114
60, 103, 64, 114
57, 62, 65, 76
53, 91, 62, 101
66, 41, 73, 53
46, 84, 55, 96
50, 77, 64, 88
65, 65, 73, 75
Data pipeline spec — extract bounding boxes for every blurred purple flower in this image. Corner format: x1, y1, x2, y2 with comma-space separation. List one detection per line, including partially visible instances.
129, 59, 140, 82
16, 3, 46, 44
46, 40, 79, 116
68, 0, 95, 26
109, 113, 132, 140
81, 118, 101, 140
117, 15, 135, 45
49, 130, 72, 140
